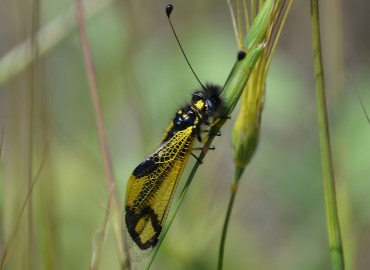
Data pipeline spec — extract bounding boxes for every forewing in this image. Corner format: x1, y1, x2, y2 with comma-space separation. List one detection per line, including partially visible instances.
124, 127, 196, 261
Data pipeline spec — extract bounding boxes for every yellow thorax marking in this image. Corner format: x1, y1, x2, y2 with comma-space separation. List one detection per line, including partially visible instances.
194, 100, 205, 110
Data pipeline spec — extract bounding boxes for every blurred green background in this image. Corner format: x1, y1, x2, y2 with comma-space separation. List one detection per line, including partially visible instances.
0, 0, 369, 269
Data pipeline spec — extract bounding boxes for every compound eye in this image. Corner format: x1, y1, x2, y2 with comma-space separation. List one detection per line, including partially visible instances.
191, 91, 204, 103
205, 100, 214, 114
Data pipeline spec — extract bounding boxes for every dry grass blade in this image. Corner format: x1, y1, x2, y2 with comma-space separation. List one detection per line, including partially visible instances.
0, 136, 52, 269
74, 0, 128, 268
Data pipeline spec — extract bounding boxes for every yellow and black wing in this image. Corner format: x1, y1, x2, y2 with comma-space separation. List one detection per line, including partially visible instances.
124, 126, 196, 261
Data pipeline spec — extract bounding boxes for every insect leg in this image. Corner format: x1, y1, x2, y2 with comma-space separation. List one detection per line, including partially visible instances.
192, 145, 215, 151
190, 153, 203, 164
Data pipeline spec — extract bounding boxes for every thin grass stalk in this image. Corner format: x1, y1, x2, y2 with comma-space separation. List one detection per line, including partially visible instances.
251, 0, 256, 22
265, 0, 293, 70
90, 197, 112, 270
237, 0, 243, 47
242, 0, 250, 30
227, 0, 242, 47
217, 168, 243, 270
310, 0, 344, 269
0, 129, 3, 160
26, 1, 41, 269
0, 138, 51, 270
75, 1, 127, 269
353, 84, 370, 124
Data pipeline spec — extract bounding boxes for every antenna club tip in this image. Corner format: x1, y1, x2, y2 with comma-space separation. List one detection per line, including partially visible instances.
166, 4, 173, 17
237, 50, 246, 61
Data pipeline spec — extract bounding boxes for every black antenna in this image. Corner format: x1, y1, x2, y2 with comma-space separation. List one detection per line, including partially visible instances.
166, 4, 206, 90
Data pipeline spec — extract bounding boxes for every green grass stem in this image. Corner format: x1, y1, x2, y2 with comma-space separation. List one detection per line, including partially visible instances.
310, 1, 345, 269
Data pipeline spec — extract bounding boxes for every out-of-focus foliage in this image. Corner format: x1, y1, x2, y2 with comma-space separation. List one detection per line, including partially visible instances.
0, 1, 369, 269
